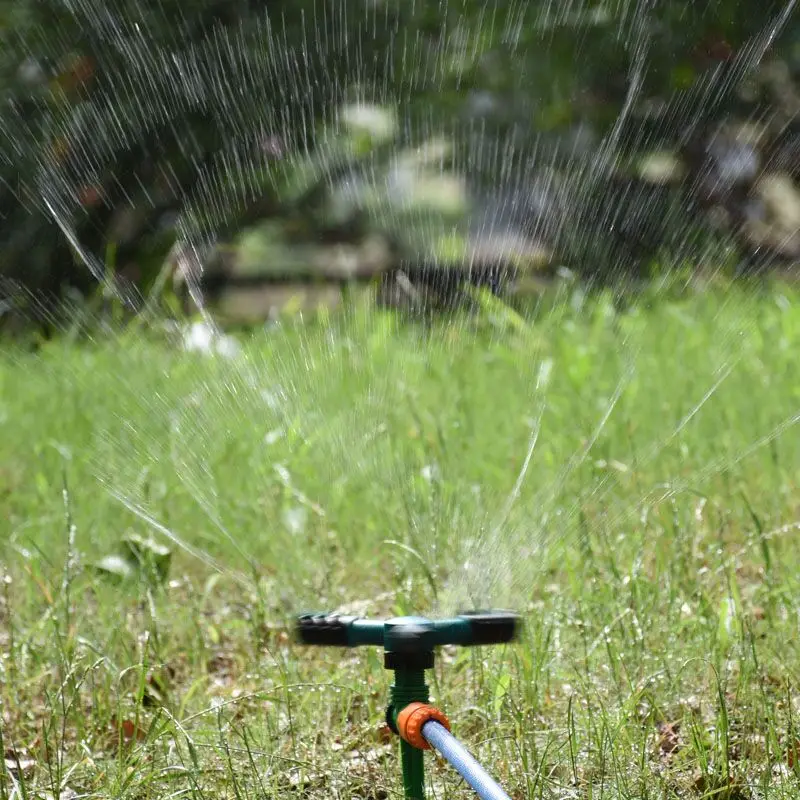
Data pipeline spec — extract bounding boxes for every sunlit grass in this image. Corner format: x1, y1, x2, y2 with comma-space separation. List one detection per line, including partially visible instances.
1, 281, 800, 799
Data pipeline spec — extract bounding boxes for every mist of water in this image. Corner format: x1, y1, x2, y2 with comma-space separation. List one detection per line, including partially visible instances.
4, 0, 799, 615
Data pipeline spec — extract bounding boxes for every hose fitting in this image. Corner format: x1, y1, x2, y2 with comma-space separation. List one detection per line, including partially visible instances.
397, 703, 451, 750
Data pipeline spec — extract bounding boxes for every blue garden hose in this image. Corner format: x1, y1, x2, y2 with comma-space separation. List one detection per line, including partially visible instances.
421, 721, 512, 800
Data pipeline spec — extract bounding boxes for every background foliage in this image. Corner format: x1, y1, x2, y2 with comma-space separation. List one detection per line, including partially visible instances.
1, 0, 798, 300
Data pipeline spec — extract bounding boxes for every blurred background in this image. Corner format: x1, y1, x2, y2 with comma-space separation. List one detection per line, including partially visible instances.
1, 0, 798, 320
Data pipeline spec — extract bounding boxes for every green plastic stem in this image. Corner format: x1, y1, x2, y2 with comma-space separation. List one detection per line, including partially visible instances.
401, 739, 424, 800
391, 667, 430, 800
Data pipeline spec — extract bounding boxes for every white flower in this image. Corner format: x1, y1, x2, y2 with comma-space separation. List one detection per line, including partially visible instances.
340, 103, 397, 143
182, 321, 241, 359
421, 464, 440, 482
283, 507, 308, 535
183, 321, 214, 353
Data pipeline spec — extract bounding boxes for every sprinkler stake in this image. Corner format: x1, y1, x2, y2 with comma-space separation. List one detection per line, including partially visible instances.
296, 610, 520, 800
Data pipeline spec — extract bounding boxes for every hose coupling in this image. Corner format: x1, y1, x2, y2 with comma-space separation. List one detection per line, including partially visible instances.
397, 702, 451, 750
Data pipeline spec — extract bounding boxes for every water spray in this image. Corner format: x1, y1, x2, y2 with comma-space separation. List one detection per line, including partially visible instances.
296, 610, 520, 800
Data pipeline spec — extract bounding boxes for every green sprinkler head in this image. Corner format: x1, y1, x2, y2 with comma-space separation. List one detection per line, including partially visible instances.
296, 610, 522, 800
295, 610, 520, 668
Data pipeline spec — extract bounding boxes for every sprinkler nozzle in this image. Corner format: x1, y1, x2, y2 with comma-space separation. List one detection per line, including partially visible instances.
295, 609, 520, 653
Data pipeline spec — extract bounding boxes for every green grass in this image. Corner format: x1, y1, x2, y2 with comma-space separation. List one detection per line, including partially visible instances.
2, 282, 800, 799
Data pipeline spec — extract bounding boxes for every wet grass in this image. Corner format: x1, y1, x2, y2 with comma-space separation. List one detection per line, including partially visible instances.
2, 280, 800, 799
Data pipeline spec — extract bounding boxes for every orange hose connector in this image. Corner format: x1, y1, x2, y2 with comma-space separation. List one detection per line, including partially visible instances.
397, 702, 451, 750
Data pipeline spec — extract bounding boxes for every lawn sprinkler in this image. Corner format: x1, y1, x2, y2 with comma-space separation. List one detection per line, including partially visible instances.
296, 610, 521, 800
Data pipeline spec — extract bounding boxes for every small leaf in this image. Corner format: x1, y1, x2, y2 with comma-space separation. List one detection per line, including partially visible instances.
122, 533, 172, 583
493, 672, 511, 715
94, 555, 135, 582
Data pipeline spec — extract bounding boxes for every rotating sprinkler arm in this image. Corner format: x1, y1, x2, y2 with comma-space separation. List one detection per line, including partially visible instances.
295, 610, 521, 800
296, 610, 519, 649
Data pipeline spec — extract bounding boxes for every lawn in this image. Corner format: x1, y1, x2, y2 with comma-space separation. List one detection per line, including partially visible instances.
1, 282, 800, 799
